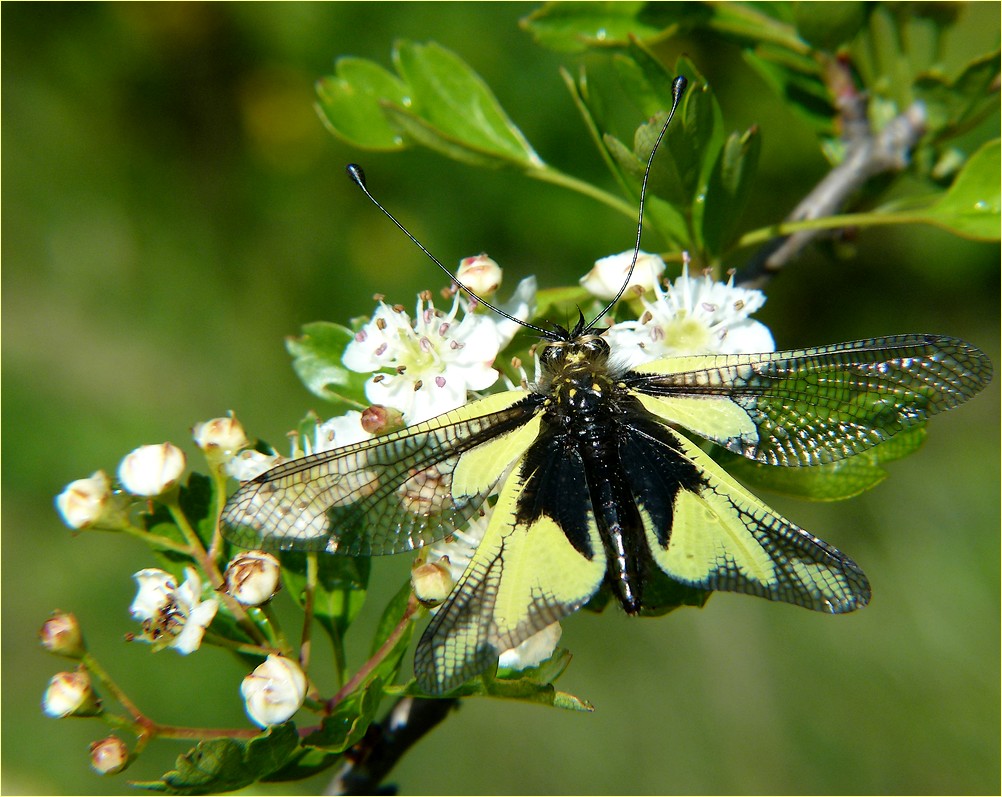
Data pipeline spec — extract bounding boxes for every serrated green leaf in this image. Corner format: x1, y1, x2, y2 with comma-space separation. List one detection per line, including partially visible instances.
390, 40, 541, 168
793, 1, 868, 52
612, 40, 685, 119
286, 321, 370, 407
912, 139, 1000, 240
366, 580, 416, 686
315, 58, 410, 150
303, 677, 383, 752
403, 664, 594, 711
702, 125, 762, 258
132, 724, 300, 794
520, 1, 686, 54
719, 425, 929, 502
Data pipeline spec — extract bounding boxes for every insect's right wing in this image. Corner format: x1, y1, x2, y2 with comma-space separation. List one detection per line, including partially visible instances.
627, 334, 992, 467
220, 390, 542, 556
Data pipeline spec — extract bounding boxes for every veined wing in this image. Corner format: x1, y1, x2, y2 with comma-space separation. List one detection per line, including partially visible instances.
623, 421, 870, 613
627, 334, 992, 467
415, 424, 607, 694
220, 391, 541, 556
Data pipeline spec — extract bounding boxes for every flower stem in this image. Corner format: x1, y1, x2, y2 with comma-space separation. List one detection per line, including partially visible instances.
326, 595, 420, 713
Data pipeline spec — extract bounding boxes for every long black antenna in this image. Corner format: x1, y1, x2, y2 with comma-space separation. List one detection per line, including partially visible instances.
346, 74, 686, 342
583, 75, 688, 333
345, 164, 551, 337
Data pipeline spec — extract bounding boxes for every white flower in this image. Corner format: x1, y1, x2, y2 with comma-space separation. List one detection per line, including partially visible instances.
580, 250, 666, 301
342, 293, 502, 424
224, 551, 281, 606
192, 414, 249, 457
498, 622, 563, 672
427, 510, 561, 673
310, 411, 373, 454
42, 669, 99, 718
241, 654, 307, 728
226, 449, 285, 482
55, 471, 112, 529
118, 443, 187, 496
606, 264, 775, 367
129, 567, 218, 654
456, 253, 502, 297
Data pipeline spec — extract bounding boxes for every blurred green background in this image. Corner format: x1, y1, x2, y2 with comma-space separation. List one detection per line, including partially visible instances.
3, 3, 999, 794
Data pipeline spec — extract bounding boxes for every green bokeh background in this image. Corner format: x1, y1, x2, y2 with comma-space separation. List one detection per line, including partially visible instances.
3, 4, 999, 794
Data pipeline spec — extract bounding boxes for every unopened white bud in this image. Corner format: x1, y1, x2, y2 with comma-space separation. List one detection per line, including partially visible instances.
498, 622, 562, 672
90, 735, 129, 775
55, 471, 112, 529
456, 254, 502, 297
192, 414, 249, 459
224, 551, 281, 606
39, 611, 86, 659
42, 668, 100, 718
118, 443, 186, 497
411, 556, 455, 607
241, 655, 307, 728
580, 250, 666, 301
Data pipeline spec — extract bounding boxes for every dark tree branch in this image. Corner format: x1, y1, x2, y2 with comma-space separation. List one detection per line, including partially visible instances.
326, 696, 459, 796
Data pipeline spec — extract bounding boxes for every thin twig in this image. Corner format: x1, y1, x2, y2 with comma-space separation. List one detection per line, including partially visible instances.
735, 62, 926, 289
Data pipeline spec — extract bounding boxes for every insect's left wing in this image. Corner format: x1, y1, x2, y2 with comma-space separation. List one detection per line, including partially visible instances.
415, 422, 607, 694
624, 424, 870, 613
627, 334, 992, 467
220, 391, 540, 556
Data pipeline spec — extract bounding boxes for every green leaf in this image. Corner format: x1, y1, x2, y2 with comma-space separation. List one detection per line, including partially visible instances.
132, 724, 300, 794
315, 59, 410, 150
914, 50, 1001, 144
286, 321, 370, 407
719, 425, 929, 502
793, 1, 868, 52
303, 677, 383, 752
702, 125, 762, 258
316, 41, 540, 171
520, 1, 686, 54
281, 552, 370, 646
389, 40, 541, 168
403, 653, 594, 711
904, 139, 1001, 241
742, 45, 835, 138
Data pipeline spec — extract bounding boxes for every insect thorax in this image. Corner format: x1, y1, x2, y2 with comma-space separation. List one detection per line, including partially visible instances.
537, 334, 630, 429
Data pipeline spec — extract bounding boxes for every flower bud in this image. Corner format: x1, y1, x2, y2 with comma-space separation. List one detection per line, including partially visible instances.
118, 443, 186, 497
90, 735, 129, 775
192, 414, 249, 459
360, 404, 404, 436
39, 611, 86, 658
55, 471, 112, 529
456, 254, 502, 297
241, 655, 307, 728
224, 551, 281, 606
580, 250, 666, 301
42, 668, 100, 717
411, 555, 455, 608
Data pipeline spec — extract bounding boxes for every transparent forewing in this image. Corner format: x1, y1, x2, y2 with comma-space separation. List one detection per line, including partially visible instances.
414, 440, 606, 694
628, 334, 992, 466
220, 392, 541, 556
638, 430, 870, 613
